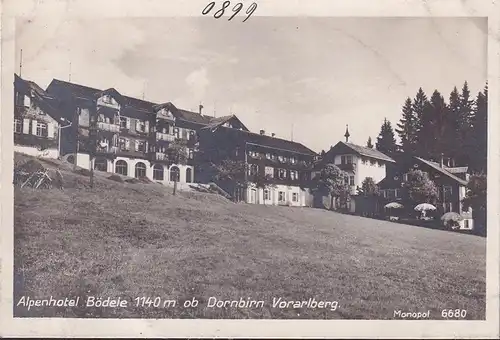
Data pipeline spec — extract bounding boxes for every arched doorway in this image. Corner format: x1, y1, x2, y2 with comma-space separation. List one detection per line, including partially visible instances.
115, 160, 128, 176
153, 164, 164, 181
135, 162, 147, 178
186, 168, 192, 183
169, 166, 180, 182
94, 158, 108, 172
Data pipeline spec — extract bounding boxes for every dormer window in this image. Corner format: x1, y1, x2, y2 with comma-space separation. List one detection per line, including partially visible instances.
102, 95, 112, 104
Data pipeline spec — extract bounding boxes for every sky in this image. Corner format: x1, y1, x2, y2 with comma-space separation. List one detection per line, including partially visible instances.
15, 16, 487, 153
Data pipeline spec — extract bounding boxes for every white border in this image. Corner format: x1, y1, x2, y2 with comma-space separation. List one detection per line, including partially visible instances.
1, 0, 499, 338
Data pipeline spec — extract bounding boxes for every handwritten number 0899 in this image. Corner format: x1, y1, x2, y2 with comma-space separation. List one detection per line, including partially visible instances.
202, 1, 257, 22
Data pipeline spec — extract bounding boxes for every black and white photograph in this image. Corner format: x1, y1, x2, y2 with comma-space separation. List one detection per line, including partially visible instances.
1, 0, 499, 338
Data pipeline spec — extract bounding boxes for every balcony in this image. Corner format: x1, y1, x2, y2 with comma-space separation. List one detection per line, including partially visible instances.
97, 122, 120, 133
156, 132, 175, 142
96, 145, 118, 154
336, 163, 356, 172
155, 152, 169, 161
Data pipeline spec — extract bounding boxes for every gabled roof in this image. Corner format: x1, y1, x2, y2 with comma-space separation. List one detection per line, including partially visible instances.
327, 141, 395, 163
203, 114, 249, 131
14, 74, 66, 124
414, 157, 468, 186
206, 125, 318, 156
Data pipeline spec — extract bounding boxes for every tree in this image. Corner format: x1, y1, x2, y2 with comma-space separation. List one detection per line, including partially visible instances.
314, 163, 350, 210
357, 177, 379, 196
462, 173, 486, 235
447, 86, 462, 162
404, 169, 439, 204
376, 118, 397, 156
428, 90, 450, 161
469, 84, 487, 173
396, 97, 418, 155
213, 159, 248, 201
167, 139, 188, 195
412, 88, 429, 157
366, 136, 374, 149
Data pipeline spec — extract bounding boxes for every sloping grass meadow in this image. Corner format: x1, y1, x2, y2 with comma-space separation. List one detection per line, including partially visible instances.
13, 154, 486, 319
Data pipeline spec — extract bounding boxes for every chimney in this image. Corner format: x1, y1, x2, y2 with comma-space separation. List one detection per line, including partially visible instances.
440, 153, 444, 168
199, 104, 204, 115
260, 129, 265, 135
271, 133, 275, 137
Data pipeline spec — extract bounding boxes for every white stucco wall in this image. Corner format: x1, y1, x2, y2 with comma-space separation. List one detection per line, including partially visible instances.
245, 183, 310, 207
78, 153, 196, 186
14, 145, 59, 159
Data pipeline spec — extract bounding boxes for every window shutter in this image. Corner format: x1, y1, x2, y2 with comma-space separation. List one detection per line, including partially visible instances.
126, 118, 131, 129
145, 141, 148, 152
135, 120, 140, 131
125, 139, 130, 150
47, 123, 55, 138
23, 119, 30, 134
134, 140, 139, 151
145, 121, 149, 133
31, 120, 38, 135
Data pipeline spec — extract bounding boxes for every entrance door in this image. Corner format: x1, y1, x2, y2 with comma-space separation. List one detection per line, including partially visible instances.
249, 188, 257, 204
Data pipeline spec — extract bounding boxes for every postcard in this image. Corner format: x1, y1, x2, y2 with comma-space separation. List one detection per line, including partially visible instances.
1, 0, 499, 338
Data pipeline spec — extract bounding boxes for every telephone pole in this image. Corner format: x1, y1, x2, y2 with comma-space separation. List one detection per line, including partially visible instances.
19, 49, 23, 77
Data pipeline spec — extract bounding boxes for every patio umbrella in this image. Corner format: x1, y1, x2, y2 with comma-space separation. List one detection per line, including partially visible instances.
384, 202, 403, 209
440, 211, 463, 222
414, 203, 437, 212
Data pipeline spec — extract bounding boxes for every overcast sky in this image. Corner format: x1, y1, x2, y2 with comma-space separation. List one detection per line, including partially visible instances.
15, 16, 487, 152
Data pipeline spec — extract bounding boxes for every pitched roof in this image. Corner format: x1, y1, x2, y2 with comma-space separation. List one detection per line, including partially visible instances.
15, 74, 66, 123
329, 141, 395, 162
209, 126, 317, 156
414, 157, 468, 186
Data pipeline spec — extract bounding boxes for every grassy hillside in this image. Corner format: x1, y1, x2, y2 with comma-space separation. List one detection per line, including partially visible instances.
13, 153, 486, 319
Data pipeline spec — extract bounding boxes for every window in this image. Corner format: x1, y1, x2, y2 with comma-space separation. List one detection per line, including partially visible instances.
380, 189, 386, 198
264, 190, 270, 201
341, 155, 353, 164
120, 117, 127, 129
271, 154, 277, 161
278, 168, 286, 179
444, 202, 453, 213
370, 159, 376, 166
344, 176, 349, 185
36, 122, 47, 137
186, 168, 193, 183
188, 148, 194, 159
266, 153, 271, 160
402, 173, 409, 182
136, 120, 145, 132
265, 166, 274, 177
14, 119, 22, 133
115, 160, 128, 176
292, 192, 298, 202
387, 189, 396, 199
118, 137, 129, 151
283, 156, 289, 163
362, 158, 367, 165
395, 188, 401, 198
290, 170, 298, 180
248, 151, 259, 158
153, 164, 164, 181
174, 128, 180, 139
349, 176, 355, 186
378, 161, 383, 167
248, 164, 259, 176
464, 219, 470, 229
24, 95, 31, 107
290, 157, 297, 164
135, 162, 147, 178
443, 186, 453, 201
189, 131, 195, 140
278, 191, 285, 202
137, 140, 146, 152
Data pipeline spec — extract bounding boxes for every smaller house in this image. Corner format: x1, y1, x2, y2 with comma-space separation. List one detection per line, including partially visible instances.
378, 153, 473, 230
319, 126, 395, 212
13, 74, 66, 159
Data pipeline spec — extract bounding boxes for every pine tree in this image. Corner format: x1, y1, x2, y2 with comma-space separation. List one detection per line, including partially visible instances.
429, 90, 450, 161
396, 97, 418, 155
457, 81, 476, 166
366, 136, 373, 149
470, 84, 487, 173
412, 88, 429, 157
448, 86, 461, 162
376, 118, 397, 156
